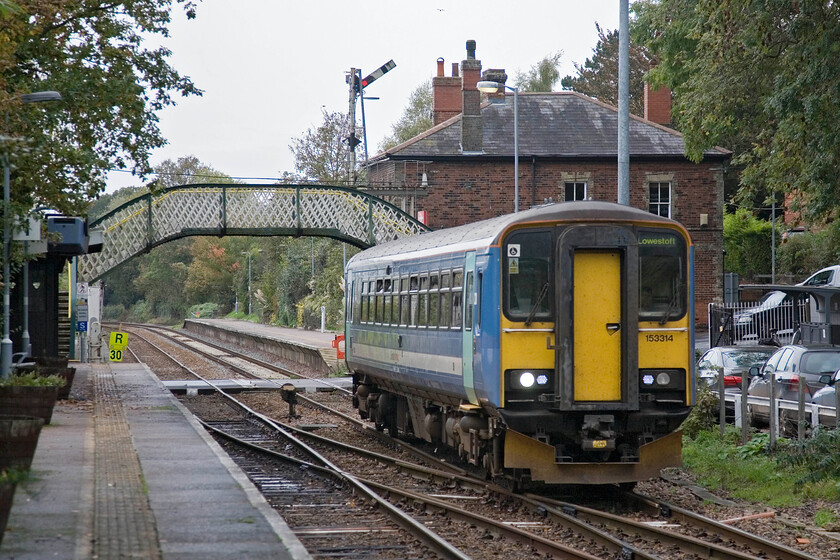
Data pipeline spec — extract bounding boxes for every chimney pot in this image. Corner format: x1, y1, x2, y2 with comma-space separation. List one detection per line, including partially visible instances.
451, 63, 459, 77
466, 40, 476, 60
437, 58, 444, 77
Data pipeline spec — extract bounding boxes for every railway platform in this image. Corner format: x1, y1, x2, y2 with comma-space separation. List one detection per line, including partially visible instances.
1, 362, 311, 560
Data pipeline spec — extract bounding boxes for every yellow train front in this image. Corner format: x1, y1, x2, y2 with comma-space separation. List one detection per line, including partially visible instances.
345, 201, 694, 485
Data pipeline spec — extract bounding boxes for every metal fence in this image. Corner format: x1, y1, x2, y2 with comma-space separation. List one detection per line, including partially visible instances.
708, 298, 809, 348
713, 375, 840, 447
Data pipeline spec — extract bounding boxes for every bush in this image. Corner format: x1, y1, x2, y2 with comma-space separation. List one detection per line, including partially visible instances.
188, 302, 220, 319
680, 383, 719, 438
0, 372, 65, 387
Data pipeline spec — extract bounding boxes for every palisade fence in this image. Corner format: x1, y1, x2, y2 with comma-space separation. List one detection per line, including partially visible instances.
707, 299, 809, 348
712, 375, 840, 447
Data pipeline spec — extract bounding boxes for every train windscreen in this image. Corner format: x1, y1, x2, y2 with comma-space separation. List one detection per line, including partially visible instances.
638, 231, 687, 322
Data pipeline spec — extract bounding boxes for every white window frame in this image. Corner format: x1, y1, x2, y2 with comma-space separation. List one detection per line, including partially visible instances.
563, 181, 587, 202
648, 181, 672, 218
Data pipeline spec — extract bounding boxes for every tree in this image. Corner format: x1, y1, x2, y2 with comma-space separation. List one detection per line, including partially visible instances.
514, 53, 563, 92
632, 0, 840, 220
0, 0, 202, 218
289, 109, 356, 184
152, 155, 234, 189
561, 23, 650, 117
379, 80, 433, 152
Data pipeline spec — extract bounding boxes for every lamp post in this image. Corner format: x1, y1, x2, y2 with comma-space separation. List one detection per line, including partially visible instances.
477, 81, 519, 213
2, 90, 62, 378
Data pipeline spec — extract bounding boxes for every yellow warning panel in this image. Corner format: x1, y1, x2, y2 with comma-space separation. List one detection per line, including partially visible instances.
108, 332, 129, 362
573, 251, 621, 401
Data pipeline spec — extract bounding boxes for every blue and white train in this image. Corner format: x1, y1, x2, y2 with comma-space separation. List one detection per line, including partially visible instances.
344, 201, 694, 485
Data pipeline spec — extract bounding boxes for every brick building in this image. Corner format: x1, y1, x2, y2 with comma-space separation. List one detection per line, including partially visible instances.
365, 41, 730, 325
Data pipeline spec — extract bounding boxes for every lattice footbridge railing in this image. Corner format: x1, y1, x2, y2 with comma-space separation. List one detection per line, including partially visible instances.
77, 184, 429, 282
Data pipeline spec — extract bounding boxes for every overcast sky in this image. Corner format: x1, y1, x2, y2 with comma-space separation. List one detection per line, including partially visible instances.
105, 1, 620, 192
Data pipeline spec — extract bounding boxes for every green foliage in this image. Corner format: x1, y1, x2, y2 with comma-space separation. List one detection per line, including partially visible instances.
632, 0, 840, 220
776, 224, 840, 282
102, 304, 127, 322
723, 209, 776, 281
289, 110, 354, 183
514, 53, 563, 93
778, 430, 840, 490
561, 23, 650, 116
0, 0, 202, 217
0, 468, 30, 485
379, 81, 433, 152
814, 508, 838, 529
679, 383, 719, 438
683, 428, 803, 506
0, 371, 64, 387
188, 302, 220, 319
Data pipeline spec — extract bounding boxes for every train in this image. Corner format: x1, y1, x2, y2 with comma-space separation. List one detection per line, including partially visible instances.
344, 200, 695, 485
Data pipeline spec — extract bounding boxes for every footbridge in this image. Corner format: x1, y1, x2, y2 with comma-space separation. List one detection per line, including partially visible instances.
77, 184, 429, 283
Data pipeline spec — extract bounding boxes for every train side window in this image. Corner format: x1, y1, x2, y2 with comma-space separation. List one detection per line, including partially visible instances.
440, 272, 451, 328
452, 269, 464, 329
360, 280, 369, 323
409, 275, 419, 327
383, 292, 392, 325
465, 271, 475, 331
419, 291, 428, 327
390, 278, 400, 324
375, 280, 384, 324
429, 273, 439, 328
399, 277, 410, 326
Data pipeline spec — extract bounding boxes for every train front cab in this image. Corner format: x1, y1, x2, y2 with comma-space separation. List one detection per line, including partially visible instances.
494, 222, 694, 485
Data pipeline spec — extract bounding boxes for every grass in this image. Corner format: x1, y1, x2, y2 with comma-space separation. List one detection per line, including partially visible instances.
683, 426, 840, 508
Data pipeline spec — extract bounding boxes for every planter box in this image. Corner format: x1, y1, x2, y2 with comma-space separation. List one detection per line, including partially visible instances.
0, 481, 17, 547
0, 415, 44, 471
0, 385, 60, 424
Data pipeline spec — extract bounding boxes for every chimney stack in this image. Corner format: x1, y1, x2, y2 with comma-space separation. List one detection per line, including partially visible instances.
432, 57, 462, 125
644, 82, 672, 126
460, 39, 483, 153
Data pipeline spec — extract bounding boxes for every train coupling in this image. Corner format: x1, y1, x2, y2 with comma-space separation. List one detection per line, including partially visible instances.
580, 414, 616, 451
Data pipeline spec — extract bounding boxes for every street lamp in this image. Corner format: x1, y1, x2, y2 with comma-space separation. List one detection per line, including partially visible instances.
2, 90, 62, 378
477, 81, 519, 213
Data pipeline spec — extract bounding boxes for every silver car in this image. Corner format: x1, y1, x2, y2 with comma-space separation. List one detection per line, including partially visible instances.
747, 345, 840, 428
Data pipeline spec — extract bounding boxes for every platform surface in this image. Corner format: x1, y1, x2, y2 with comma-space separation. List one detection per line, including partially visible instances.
1, 362, 311, 560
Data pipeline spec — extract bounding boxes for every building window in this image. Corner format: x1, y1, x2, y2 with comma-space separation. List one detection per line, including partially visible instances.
648, 182, 671, 218
564, 181, 587, 201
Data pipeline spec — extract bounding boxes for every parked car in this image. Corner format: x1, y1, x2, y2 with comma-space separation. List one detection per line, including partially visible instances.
798, 265, 840, 288
734, 291, 795, 342
810, 369, 840, 426
697, 345, 778, 391
746, 345, 840, 429
733, 266, 840, 343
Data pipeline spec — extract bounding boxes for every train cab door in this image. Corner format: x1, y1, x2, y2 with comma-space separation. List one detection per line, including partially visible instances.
554, 226, 639, 411
461, 252, 479, 404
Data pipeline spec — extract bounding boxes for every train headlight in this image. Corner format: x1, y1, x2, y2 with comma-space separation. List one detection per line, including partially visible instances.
639, 369, 685, 390
506, 369, 554, 396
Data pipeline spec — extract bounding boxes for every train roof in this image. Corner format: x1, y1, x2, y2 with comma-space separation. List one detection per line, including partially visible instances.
348, 201, 686, 267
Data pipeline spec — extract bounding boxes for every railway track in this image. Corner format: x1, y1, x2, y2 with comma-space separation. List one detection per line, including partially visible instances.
122, 323, 829, 559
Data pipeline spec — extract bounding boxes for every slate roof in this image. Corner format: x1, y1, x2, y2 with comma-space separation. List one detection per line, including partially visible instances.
370, 91, 730, 162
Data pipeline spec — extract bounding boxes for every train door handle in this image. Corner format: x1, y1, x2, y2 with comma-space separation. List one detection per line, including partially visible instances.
606, 323, 620, 334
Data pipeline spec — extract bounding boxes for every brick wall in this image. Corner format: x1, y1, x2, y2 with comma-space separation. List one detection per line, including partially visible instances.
372, 157, 722, 325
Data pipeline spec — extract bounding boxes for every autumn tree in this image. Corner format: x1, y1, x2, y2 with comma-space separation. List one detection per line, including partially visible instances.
514, 53, 563, 92
379, 80, 433, 151
561, 23, 650, 117
632, 0, 840, 220
0, 0, 201, 219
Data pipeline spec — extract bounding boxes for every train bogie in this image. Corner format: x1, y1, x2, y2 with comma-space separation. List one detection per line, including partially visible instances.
345, 201, 694, 485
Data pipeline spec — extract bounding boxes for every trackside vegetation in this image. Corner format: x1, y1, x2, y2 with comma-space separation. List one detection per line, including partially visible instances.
680, 386, 840, 510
